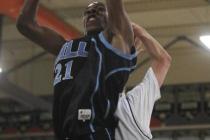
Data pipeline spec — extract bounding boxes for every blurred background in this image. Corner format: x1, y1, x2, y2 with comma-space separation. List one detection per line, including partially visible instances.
0, 0, 210, 139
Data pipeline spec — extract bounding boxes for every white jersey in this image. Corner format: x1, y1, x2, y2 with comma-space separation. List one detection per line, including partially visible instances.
115, 67, 161, 140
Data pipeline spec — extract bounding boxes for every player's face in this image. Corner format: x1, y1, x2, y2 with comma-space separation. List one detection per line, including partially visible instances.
83, 2, 108, 34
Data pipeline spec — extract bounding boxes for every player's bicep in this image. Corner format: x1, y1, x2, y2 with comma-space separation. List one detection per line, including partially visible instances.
105, 0, 134, 50
34, 26, 65, 55
17, 22, 65, 55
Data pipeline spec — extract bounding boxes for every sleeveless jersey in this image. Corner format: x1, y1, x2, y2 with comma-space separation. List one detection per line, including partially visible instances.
53, 32, 137, 139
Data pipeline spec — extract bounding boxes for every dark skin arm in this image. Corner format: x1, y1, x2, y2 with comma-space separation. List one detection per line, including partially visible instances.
16, 0, 65, 56
104, 0, 134, 54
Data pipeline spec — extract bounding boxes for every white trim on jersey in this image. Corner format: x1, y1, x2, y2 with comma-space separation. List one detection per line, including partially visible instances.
115, 67, 161, 140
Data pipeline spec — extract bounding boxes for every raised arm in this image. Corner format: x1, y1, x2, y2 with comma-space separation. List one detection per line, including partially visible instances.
16, 0, 65, 55
104, 0, 134, 54
132, 23, 172, 86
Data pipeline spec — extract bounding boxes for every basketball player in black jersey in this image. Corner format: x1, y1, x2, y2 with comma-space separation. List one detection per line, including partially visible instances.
17, 1, 137, 140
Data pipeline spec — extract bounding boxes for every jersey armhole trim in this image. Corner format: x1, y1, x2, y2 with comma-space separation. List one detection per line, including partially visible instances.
99, 32, 137, 60
105, 66, 136, 80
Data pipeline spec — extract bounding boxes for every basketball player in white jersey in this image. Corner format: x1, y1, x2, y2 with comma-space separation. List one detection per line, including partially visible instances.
115, 23, 172, 140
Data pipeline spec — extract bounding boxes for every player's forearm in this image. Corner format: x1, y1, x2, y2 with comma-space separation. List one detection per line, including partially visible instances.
106, 0, 124, 16
133, 24, 171, 62
17, 0, 39, 23
16, 0, 65, 56
16, 0, 41, 43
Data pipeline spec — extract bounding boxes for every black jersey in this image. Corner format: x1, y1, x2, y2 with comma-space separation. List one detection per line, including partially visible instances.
53, 32, 137, 140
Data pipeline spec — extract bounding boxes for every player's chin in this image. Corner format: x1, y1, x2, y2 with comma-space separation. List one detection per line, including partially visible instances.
86, 26, 103, 33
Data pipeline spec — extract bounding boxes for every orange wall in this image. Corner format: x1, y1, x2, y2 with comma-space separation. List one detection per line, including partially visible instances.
0, 0, 81, 40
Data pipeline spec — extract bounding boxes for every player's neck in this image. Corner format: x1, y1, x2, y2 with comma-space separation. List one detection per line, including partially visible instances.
86, 30, 102, 36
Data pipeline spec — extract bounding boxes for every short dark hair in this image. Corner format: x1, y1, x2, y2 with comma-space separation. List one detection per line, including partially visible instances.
87, 1, 105, 8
